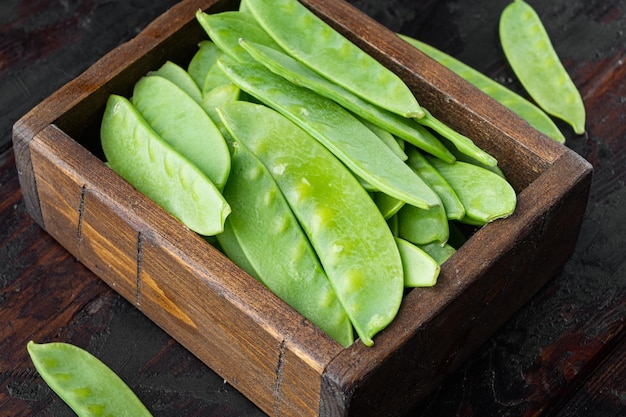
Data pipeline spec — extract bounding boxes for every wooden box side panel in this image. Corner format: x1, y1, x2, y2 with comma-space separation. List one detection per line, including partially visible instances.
321, 151, 592, 417
138, 237, 339, 417
27, 125, 344, 417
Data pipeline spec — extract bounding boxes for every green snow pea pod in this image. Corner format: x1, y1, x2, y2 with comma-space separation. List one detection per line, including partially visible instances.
151, 60, 202, 104
213, 221, 258, 279
239, 0, 250, 13
500, 0, 585, 134
200, 83, 241, 140
195, 10, 283, 63
405, 146, 465, 221
428, 157, 516, 224
202, 57, 234, 93
27, 341, 153, 417
218, 101, 404, 346
217, 140, 353, 347
395, 237, 440, 287
418, 241, 456, 265
399, 35, 565, 143
218, 57, 441, 210
101, 95, 230, 236
387, 213, 399, 237
397, 202, 449, 245
441, 136, 506, 178
187, 40, 222, 91
418, 108, 498, 167
358, 116, 407, 161
244, 0, 424, 119
239, 39, 455, 163
131, 75, 231, 190
373, 192, 405, 220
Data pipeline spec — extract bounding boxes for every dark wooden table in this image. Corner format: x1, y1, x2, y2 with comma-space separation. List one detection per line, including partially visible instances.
1, 0, 625, 416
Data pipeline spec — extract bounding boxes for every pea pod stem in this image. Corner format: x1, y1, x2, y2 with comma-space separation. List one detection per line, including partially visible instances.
418, 108, 498, 167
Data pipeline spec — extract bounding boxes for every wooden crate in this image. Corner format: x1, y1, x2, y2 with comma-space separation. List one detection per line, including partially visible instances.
12, 0, 592, 415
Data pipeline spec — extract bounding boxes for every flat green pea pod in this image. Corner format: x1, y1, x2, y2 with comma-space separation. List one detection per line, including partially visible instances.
151, 60, 202, 104
358, 116, 407, 161
428, 157, 517, 225
187, 40, 222, 91
195, 10, 284, 63
27, 341, 153, 417
131, 75, 231, 190
217, 140, 353, 347
239, 0, 250, 13
387, 214, 399, 237
500, 0, 585, 134
418, 241, 456, 265
397, 202, 449, 245
373, 192, 405, 220
395, 237, 440, 287
244, 0, 424, 119
200, 83, 241, 140
218, 101, 404, 346
399, 35, 565, 143
202, 57, 233, 93
101, 95, 230, 236
238, 39, 455, 163
405, 146, 465, 221
213, 222, 258, 279
218, 57, 441, 210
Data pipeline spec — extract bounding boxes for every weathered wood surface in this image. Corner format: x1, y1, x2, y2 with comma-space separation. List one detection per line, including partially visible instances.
1, 0, 625, 416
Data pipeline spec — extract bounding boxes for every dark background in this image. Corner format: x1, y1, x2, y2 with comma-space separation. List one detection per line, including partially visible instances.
1, 0, 625, 416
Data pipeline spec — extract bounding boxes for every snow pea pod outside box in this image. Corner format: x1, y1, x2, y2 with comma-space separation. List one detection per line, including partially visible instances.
12, 0, 592, 416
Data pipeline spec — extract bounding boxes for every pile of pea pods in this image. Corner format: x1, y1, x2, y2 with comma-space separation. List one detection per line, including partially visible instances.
100, 0, 527, 348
